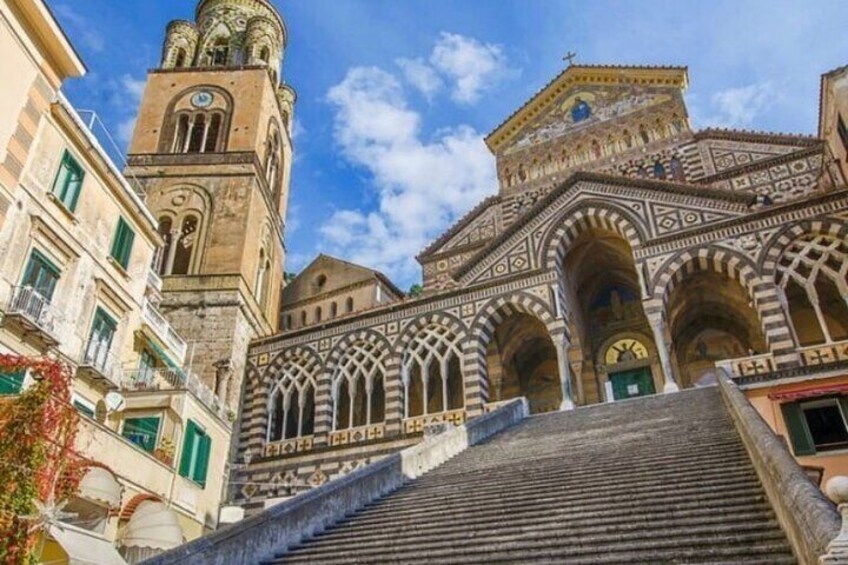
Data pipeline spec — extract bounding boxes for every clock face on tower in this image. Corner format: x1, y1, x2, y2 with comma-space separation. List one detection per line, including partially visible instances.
605, 338, 649, 365
191, 91, 214, 108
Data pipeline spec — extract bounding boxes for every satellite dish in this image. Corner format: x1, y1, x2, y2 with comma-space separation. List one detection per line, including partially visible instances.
105, 392, 126, 413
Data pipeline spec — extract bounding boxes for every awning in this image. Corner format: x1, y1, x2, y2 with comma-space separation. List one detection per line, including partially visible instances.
78, 467, 123, 509
768, 383, 848, 401
137, 329, 184, 375
120, 500, 184, 550
48, 524, 127, 565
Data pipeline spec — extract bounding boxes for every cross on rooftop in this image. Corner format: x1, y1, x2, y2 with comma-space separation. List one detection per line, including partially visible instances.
563, 51, 577, 66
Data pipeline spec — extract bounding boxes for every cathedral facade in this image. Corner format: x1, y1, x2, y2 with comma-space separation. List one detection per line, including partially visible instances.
233, 60, 848, 511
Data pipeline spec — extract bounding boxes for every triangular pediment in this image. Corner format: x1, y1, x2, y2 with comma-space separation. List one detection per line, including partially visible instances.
486, 65, 688, 155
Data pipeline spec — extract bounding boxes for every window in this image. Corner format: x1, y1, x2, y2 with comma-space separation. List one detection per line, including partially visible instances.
84, 308, 117, 368
209, 38, 229, 66
0, 370, 25, 395
179, 420, 211, 487
72, 393, 95, 418
330, 302, 338, 318
782, 397, 848, 455
171, 215, 199, 275
51, 151, 84, 212
173, 112, 224, 154
300, 311, 307, 326
122, 416, 161, 453
346, 297, 354, 313
838, 114, 848, 153
138, 349, 157, 385
110, 217, 135, 270
21, 251, 60, 301
174, 48, 187, 68
315, 306, 322, 323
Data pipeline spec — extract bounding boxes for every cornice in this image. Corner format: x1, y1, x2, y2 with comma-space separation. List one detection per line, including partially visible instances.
417, 195, 500, 261
693, 127, 819, 147
696, 144, 825, 185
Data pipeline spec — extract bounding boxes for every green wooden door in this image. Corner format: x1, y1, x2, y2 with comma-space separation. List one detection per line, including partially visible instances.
609, 367, 655, 401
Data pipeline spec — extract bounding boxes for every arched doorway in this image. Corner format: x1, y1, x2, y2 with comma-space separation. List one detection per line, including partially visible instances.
560, 228, 660, 403
485, 311, 561, 414
667, 270, 767, 387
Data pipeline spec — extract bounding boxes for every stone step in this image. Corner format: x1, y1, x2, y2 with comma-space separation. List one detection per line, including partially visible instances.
348, 466, 762, 525
302, 504, 778, 551
277, 529, 792, 564
355, 453, 757, 515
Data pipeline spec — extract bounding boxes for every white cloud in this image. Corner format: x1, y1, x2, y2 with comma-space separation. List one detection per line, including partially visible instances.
54, 4, 105, 52
323, 66, 497, 283
113, 74, 146, 145
692, 82, 777, 128
429, 32, 513, 104
396, 57, 443, 101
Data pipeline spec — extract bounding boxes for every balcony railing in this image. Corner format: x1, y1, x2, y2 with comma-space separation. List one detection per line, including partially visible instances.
3, 286, 59, 346
122, 367, 233, 424
715, 352, 777, 380
141, 300, 187, 363
78, 340, 121, 388
798, 340, 848, 367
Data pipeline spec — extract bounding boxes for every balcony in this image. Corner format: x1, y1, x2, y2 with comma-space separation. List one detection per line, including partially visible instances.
76, 341, 121, 389
122, 368, 233, 424
715, 352, 777, 380
2, 286, 59, 348
141, 300, 187, 364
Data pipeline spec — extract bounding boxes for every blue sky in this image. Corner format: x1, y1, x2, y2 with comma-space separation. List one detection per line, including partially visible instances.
53, 0, 848, 290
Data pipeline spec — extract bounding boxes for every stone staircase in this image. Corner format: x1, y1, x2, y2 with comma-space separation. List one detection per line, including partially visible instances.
267, 387, 797, 564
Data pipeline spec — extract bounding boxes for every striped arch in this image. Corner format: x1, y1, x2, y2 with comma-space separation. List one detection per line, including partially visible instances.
541, 201, 648, 273
651, 246, 797, 366
239, 345, 322, 456
760, 218, 848, 277
324, 329, 395, 432
393, 312, 469, 423
469, 292, 561, 409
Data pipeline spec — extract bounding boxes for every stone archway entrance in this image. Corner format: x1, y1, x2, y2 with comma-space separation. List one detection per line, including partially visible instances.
485, 312, 561, 414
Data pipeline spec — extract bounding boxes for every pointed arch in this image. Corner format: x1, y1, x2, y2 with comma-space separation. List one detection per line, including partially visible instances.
541, 201, 648, 272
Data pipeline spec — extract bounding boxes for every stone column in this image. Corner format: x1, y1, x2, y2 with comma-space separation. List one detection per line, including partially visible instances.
554, 333, 575, 411
646, 309, 679, 393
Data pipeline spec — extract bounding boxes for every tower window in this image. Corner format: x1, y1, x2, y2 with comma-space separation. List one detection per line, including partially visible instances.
300, 311, 307, 326
259, 46, 270, 63
315, 306, 322, 323
209, 38, 229, 66
174, 48, 187, 68
346, 297, 354, 313
172, 111, 225, 154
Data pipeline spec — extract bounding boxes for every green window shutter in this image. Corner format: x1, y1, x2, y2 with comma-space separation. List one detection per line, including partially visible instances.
110, 218, 135, 270
195, 434, 211, 487
180, 420, 198, 478
52, 152, 84, 212
22, 251, 60, 301
781, 402, 816, 456
0, 371, 25, 395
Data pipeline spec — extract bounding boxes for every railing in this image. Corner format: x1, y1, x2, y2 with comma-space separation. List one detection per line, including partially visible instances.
715, 352, 776, 379
402, 409, 466, 434
79, 340, 121, 387
147, 269, 163, 293
5, 286, 58, 337
141, 300, 188, 363
798, 340, 848, 367
264, 435, 314, 457
122, 367, 233, 424
328, 423, 386, 447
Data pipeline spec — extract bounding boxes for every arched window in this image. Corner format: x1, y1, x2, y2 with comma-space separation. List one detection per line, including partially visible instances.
174, 48, 187, 68
299, 311, 307, 327
777, 234, 848, 345
402, 324, 464, 418
333, 341, 387, 430
156, 217, 173, 275
259, 46, 270, 63
209, 37, 229, 66
670, 157, 685, 181
315, 306, 322, 323
264, 129, 282, 197
266, 355, 318, 442
170, 215, 199, 275
346, 297, 354, 313
255, 249, 268, 306
173, 112, 224, 154
330, 302, 338, 318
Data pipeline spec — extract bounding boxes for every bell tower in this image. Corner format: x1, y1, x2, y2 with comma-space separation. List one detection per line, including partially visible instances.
126, 0, 295, 410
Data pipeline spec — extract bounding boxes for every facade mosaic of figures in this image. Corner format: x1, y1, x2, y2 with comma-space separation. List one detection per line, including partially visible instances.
235, 62, 848, 511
